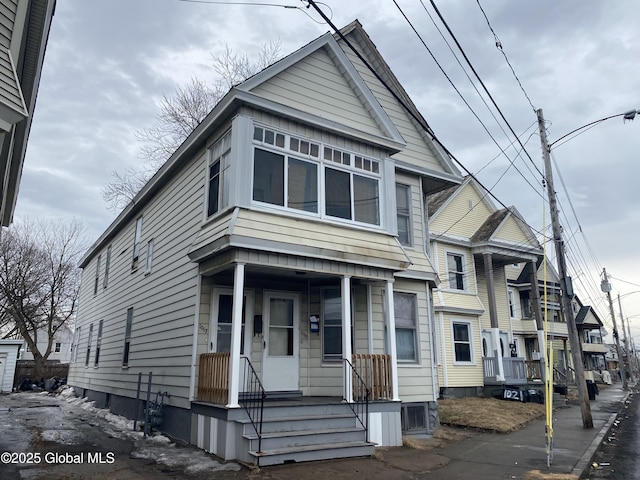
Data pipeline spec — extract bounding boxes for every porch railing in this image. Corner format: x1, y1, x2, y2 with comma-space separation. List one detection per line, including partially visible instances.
352, 353, 393, 400
343, 357, 369, 441
197, 352, 230, 404
483, 356, 527, 385
240, 356, 266, 458
525, 360, 543, 380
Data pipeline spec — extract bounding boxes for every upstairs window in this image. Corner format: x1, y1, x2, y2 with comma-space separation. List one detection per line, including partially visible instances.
253, 126, 381, 227
94, 255, 101, 295
145, 239, 154, 274
103, 245, 111, 289
447, 253, 465, 290
396, 184, 412, 246
207, 131, 231, 217
132, 217, 143, 271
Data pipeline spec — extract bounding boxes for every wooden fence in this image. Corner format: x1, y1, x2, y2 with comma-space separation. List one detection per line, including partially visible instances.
352, 353, 392, 400
197, 352, 230, 404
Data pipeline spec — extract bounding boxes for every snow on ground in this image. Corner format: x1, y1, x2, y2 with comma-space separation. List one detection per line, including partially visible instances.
53, 386, 242, 473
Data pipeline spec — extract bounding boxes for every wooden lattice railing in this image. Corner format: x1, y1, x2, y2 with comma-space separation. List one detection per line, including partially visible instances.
197, 352, 230, 404
352, 353, 392, 400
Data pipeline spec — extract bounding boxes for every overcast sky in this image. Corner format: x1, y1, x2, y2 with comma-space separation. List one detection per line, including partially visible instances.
14, 0, 640, 337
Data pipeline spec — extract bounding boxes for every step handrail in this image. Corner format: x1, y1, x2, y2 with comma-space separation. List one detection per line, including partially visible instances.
343, 357, 370, 442
240, 356, 266, 460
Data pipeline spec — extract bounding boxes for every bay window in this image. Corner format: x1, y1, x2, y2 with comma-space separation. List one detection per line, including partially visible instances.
252, 125, 381, 227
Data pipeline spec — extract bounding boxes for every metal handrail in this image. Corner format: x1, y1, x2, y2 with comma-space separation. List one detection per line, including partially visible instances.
239, 356, 266, 459
343, 357, 370, 442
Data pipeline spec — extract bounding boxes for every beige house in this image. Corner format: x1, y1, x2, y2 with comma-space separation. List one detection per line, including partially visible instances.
0, 0, 55, 228
427, 177, 544, 397
67, 21, 461, 465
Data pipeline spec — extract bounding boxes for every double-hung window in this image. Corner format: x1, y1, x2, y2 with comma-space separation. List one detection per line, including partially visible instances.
132, 217, 143, 271
252, 126, 381, 227
394, 292, 418, 362
452, 321, 472, 363
85, 324, 93, 367
94, 255, 101, 295
447, 253, 465, 290
396, 184, 412, 246
94, 319, 103, 366
207, 131, 231, 217
103, 245, 111, 289
123, 308, 133, 367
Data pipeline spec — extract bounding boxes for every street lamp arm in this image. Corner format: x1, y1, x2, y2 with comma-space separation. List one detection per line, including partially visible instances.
548, 109, 639, 150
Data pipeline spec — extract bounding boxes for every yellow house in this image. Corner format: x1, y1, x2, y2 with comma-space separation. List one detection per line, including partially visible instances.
427, 177, 543, 397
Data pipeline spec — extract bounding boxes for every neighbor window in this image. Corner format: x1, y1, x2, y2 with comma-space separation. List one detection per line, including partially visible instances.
85, 323, 94, 366
394, 292, 418, 362
132, 217, 143, 271
447, 253, 465, 290
103, 245, 111, 289
396, 184, 412, 246
145, 239, 154, 273
253, 126, 381, 226
94, 320, 103, 366
94, 255, 101, 295
55, 342, 61, 353
213, 293, 245, 355
452, 321, 472, 363
123, 308, 133, 367
507, 289, 516, 318
207, 131, 231, 217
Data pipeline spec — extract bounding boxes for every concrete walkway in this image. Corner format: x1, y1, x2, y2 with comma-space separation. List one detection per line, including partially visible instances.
0, 382, 631, 479
258, 382, 630, 480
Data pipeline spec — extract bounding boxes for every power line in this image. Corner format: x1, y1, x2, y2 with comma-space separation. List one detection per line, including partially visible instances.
427, 0, 544, 179
475, 0, 536, 112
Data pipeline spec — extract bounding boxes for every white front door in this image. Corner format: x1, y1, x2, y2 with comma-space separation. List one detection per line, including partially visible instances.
262, 292, 299, 392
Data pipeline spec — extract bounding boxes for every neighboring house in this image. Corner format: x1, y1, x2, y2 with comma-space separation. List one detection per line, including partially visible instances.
0, 339, 23, 392
575, 301, 607, 374
426, 177, 543, 398
506, 258, 569, 381
0, 0, 56, 228
19, 324, 74, 363
67, 21, 461, 465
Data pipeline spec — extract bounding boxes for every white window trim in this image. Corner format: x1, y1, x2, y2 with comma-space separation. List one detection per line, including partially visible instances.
395, 183, 413, 248
209, 287, 254, 357
507, 288, 516, 319
393, 291, 420, 365
145, 238, 154, 274
451, 319, 475, 365
251, 124, 386, 231
205, 130, 232, 220
445, 249, 469, 292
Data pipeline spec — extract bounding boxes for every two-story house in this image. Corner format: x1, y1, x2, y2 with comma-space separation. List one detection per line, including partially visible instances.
426, 177, 543, 398
66, 21, 462, 465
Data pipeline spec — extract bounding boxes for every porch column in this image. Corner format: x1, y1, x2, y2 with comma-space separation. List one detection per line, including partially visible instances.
483, 253, 505, 381
386, 280, 400, 401
529, 260, 546, 382
342, 275, 353, 403
226, 263, 245, 408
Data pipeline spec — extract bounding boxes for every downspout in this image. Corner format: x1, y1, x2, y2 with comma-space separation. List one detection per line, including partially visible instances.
425, 281, 438, 400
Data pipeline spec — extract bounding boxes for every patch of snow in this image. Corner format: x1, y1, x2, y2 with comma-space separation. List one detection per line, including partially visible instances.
54, 389, 241, 474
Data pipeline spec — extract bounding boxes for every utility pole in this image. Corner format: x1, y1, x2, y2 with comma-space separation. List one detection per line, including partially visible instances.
618, 293, 634, 383
537, 108, 593, 429
602, 271, 628, 389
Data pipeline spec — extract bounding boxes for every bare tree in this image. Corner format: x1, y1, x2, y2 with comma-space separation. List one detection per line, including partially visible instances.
0, 219, 86, 380
103, 40, 282, 211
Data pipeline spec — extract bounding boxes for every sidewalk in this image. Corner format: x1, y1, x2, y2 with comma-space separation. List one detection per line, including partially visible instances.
0, 383, 631, 480
256, 382, 631, 480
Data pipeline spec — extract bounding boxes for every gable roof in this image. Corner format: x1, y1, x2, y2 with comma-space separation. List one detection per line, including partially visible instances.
80, 21, 461, 265
334, 21, 461, 194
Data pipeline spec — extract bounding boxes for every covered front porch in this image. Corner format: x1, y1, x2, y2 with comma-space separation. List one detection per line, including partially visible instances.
187, 247, 409, 464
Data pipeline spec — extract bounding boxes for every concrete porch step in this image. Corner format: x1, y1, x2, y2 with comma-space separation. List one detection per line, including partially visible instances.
244, 426, 366, 451
249, 440, 375, 466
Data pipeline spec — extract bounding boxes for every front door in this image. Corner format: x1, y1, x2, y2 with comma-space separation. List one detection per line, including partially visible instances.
262, 291, 299, 392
